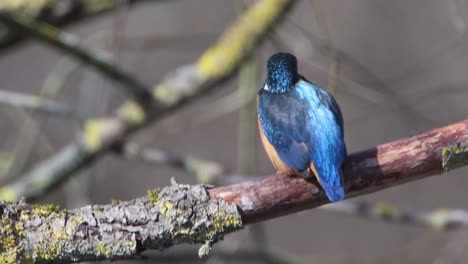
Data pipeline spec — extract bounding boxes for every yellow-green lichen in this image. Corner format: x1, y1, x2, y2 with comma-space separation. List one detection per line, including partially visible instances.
65, 215, 83, 236
168, 208, 242, 247
152, 84, 180, 105
198, 242, 212, 258
83, 0, 115, 13
442, 144, 468, 172
373, 202, 398, 219
34, 229, 66, 261
117, 101, 146, 124
0, 0, 56, 13
147, 188, 160, 205
83, 118, 109, 151
0, 151, 13, 177
205, 211, 242, 241
427, 209, 452, 230
160, 201, 174, 217
195, 0, 288, 79
32, 204, 62, 217
0, 217, 23, 264
96, 241, 113, 259
0, 187, 17, 202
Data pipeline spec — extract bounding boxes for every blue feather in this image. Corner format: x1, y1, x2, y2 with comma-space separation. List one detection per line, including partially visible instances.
258, 77, 346, 201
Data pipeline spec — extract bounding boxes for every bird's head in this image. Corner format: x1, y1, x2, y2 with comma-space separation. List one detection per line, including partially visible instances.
265, 52, 299, 94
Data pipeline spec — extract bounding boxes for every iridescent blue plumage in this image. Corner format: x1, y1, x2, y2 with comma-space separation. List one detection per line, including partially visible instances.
257, 52, 347, 201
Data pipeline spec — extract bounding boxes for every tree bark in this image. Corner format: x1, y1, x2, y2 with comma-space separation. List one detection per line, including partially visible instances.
0, 182, 241, 263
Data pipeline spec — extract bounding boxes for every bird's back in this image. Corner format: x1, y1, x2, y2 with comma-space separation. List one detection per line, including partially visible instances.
258, 79, 346, 201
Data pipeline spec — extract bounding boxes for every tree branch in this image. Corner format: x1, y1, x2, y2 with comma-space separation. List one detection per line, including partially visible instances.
0, 90, 77, 119
210, 119, 468, 224
0, 0, 149, 51
0, 12, 154, 108
0, 182, 242, 263
122, 142, 225, 184
322, 200, 468, 230
1, 119, 467, 263
0, 0, 294, 202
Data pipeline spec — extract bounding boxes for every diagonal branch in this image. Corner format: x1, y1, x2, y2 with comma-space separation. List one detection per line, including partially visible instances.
322, 200, 468, 230
0, 0, 295, 202
0, 0, 150, 51
210, 119, 468, 223
0, 90, 77, 119
0, 12, 154, 108
1, 119, 467, 263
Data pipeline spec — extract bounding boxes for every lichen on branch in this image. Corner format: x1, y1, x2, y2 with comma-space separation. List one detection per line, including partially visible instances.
0, 182, 242, 263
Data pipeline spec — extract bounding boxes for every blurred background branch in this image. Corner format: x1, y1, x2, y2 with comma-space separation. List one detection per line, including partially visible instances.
0, 0, 295, 202
323, 201, 468, 231
0, 90, 76, 118
122, 142, 225, 184
0, 0, 150, 51
0, 12, 154, 107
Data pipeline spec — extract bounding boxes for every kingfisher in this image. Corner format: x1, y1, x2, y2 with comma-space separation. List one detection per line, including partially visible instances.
257, 52, 347, 201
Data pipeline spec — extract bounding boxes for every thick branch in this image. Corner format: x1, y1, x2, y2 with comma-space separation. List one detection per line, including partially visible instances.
0, 182, 242, 263
1, 120, 468, 263
210, 119, 468, 223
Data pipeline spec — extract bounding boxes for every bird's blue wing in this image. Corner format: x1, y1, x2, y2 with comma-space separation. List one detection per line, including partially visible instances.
294, 79, 347, 201
258, 90, 310, 171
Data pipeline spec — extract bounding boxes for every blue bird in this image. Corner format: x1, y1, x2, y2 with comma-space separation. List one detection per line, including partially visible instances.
257, 52, 347, 201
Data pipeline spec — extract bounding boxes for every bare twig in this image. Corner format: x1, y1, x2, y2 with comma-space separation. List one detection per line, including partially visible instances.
322, 201, 468, 230
237, 58, 258, 174
0, 0, 150, 51
0, 90, 76, 118
0, 12, 154, 108
123, 143, 225, 184
0, 0, 295, 202
144, 247, 306, 264
0, 32, 107, 184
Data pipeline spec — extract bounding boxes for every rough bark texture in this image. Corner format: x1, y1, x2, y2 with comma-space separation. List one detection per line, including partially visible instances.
0, 182, 242, 263
210, 119, 468, 224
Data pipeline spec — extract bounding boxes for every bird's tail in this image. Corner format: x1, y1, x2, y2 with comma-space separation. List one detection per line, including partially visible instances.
309, 163, 345, 202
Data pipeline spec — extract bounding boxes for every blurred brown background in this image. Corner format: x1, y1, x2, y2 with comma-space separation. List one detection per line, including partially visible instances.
1, 0, 468, 263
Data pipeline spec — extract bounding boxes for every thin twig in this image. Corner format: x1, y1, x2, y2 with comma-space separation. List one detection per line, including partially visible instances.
322, 200, 468, 230
0, 0, 150, 51
0, 90, 76, 118
0, 32, 107, 184
0, 12, 154, 108
123, 143, 225, 184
